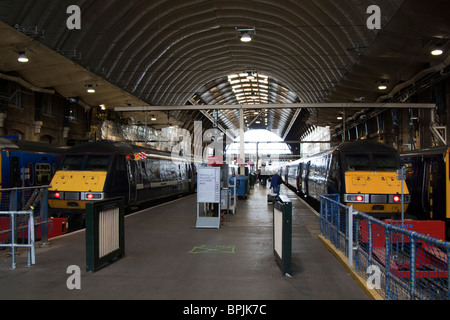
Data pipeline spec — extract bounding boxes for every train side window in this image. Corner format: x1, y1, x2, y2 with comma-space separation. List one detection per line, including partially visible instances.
28, 163, 34, 186
329, 156, 339, 181
10, 156, 21, 187
35, 163, 51, 185
150, 161, 161, 182
141, 161, 147, 178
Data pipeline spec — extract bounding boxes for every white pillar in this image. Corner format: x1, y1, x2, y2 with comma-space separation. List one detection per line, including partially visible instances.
239, 108, 245, 174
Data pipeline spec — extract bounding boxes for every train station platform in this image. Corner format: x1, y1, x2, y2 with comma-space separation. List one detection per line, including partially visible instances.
0, 183, 369, 301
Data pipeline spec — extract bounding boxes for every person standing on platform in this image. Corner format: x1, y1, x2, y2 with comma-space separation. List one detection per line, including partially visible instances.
270, 172, 283, 196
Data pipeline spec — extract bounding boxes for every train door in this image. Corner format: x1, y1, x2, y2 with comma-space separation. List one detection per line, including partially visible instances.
187, 163, 194, 191
10, 156, 21, 187
328, 154, 341, 194
301, 161, 310, 195
422, 158, 440, 220
126, 159, 137, 205
296, 164, 301, 192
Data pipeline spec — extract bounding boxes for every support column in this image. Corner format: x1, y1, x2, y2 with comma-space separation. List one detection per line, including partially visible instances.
239, 108, 245, 174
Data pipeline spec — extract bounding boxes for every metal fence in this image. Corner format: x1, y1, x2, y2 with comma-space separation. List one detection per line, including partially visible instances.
0, 186, 50, 269
320, 194, 450, 300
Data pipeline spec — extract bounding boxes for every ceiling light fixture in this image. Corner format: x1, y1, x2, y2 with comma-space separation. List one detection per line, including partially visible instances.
151, 115, 156, 121
236, 27, 255, 42
376, 80, 389, 90
431, 48, 443, 56
17, 50, 28, 63
241, 33, 252, 42
86, 84, 96, 93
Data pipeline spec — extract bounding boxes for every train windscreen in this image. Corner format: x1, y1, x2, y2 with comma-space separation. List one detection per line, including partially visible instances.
85, 155, 111, 170
344, 153, 399, 171
61, 155, 111, 170
344, 154, 370, 170
61, 155, 84, 170
372, 153, 398, 170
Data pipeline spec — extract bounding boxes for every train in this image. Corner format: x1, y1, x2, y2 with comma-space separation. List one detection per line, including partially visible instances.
400, 146, 450, 237
280, 140, 410, 217
0, 137, 64, 189
48, 140, 196, 229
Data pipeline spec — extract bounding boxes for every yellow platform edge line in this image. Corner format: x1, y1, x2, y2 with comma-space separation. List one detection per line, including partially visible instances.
318, 234, 384, 300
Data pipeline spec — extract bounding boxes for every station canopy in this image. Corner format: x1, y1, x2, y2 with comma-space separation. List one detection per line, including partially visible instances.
0, 0, 448, 145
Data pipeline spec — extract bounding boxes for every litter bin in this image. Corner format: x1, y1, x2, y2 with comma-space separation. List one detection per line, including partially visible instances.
248, 173, 256, 188
235, 175, 248, 198
273, 195, 292, 276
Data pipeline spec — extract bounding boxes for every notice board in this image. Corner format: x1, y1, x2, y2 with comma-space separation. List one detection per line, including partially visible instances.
196, 166, 221, 228
197, 167, 220, 203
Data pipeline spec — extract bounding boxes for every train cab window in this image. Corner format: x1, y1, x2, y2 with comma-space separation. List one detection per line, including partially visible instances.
35, 163, 51, 185
61, 155, 84, 170
344, 154, 370, 171
85, 155, 111, 170
372, 154, 398, 170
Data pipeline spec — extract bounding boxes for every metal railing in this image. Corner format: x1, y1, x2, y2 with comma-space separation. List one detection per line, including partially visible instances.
320, 194, 450, 300
0, 186, 50, 269
0, 210, 35, 269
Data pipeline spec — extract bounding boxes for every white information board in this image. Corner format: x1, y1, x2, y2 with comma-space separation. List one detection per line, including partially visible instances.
274, 207, 283, 258
196, 167, 221, 229
197, 167, 220, 203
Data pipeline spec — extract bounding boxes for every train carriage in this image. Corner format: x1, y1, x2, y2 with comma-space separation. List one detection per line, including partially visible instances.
0, 137, 64, 189
284, 140, 410, 217
400, 146, 450, 237
48, 141, 195, 229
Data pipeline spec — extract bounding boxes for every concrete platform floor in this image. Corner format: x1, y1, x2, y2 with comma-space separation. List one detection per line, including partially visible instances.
0, 184, 369, 300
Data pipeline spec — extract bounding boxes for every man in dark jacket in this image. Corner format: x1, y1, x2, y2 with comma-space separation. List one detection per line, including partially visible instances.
269, 173, 283, 196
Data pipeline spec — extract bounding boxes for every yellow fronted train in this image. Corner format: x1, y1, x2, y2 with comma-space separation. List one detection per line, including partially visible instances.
281, 140, 410, 217
48, 141, 195, 230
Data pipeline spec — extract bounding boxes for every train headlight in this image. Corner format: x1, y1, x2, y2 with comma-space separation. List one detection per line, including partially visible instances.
81, 192, 104, 200
344, 194, 369, 203
49, 191, 63, 199
388, 194, 410, 203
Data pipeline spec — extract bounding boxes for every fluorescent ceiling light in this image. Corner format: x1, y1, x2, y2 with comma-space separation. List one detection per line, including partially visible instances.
86, 84, 96, 93
240, 32, 252, 42
18, 51, 28, 63
431, 49, 443, 56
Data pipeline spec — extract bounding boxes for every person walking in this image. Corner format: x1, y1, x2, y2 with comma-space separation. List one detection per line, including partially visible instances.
269, 172, 283, 196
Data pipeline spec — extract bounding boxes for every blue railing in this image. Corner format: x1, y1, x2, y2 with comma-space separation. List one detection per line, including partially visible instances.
320, 194, 450, 300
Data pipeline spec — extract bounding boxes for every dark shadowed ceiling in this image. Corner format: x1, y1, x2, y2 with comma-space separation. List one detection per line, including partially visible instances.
0, 0, 449, 143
